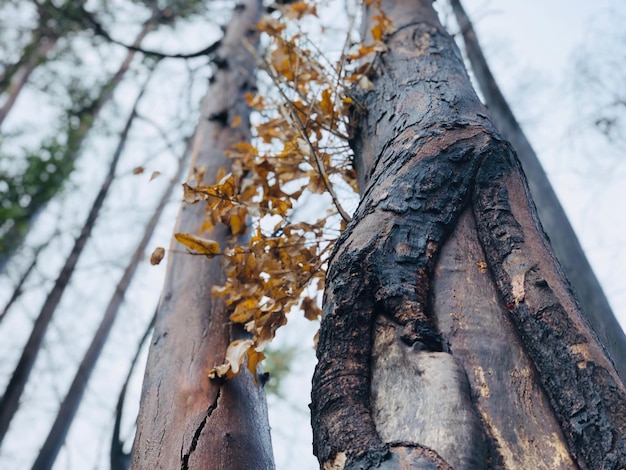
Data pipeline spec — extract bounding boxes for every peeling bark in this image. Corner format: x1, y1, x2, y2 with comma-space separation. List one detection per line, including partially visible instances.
311, 1, 626, 469
131, 2, 274, 469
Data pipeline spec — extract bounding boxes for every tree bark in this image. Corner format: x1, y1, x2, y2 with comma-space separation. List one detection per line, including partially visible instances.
449, 0, 626, 382
0, 74, 148, 447
131, 2, 275, 469
311, 1, 626, 469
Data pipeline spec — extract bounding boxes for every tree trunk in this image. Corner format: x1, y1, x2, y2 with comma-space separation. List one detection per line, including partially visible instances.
31, 129, 189, 470
449, 0, 626, 382
0, 34, 58, 127
111, 313, 156, 470
131, 2, 275, 469
0, 15, 157, 272
0, 74, 148, 447
311, 1, 626, 469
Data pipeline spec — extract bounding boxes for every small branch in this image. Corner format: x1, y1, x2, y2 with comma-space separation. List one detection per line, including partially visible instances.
255, 57, 352, 223
79, 6, 222, 59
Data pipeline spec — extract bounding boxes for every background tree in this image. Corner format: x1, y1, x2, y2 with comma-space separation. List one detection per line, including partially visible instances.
449, 0, 626, 379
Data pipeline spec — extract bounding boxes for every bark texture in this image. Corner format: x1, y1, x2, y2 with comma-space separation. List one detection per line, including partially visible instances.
131, 2, 275, 469
450, 0, 626, 382
311, 1, 626, 469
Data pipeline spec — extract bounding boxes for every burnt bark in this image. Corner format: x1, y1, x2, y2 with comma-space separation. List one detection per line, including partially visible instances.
311, 1, 626, 469
130, 2, 274, 469
449, 0, 626, 382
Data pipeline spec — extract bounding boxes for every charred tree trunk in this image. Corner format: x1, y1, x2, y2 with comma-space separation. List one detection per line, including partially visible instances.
0, 74, 149, 447
311, 1, 626, 469
449, 0, 626, 381
131, 2, 275, 469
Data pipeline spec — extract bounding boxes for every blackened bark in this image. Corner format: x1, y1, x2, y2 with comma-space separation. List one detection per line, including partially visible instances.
311, 1, 626, 469
131, 2, 275, 469
449, 0, 626, 382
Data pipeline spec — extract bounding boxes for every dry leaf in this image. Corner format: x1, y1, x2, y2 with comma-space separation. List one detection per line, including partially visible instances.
149, 171, 161, 181
174, 233, 221, 256
302, 296, 322, 321
150, 247, 165, 265
132, 166, 145, 175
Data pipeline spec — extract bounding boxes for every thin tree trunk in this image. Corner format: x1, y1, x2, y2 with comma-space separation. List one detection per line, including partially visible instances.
111, 313, 156, 470
131, 1, 275, 469
311, 1, 625, 469
31, 123, 187, 470
0, 237, 54, 324
0, 74, 149, 447
0, 15, 158, 272
0, 35, 58, 127
449, 0, 626, 382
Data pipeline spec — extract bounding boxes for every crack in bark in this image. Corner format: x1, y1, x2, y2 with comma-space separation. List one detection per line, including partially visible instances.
180, 387, 221, 470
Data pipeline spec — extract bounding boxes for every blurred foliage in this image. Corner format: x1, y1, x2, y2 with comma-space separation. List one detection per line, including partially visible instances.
262, 345, 300, 397
0, 0, 209, 266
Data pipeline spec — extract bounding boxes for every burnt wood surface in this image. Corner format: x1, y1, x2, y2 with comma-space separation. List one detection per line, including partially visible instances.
311, 1, 626, 469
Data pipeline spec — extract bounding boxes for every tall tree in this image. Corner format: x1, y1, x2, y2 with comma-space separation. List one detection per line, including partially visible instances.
0, 72, 151, 446
311, 1, 625, 469
31, 130, 189, 470
449, 0, 626, 380
0, 14, 157, 270
131, 1, 275, 469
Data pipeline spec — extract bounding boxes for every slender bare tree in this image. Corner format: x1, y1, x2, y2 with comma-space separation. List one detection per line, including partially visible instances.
131, 2, 275, 468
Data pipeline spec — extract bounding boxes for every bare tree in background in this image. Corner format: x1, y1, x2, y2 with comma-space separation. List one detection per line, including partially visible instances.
131, 2, 275, 468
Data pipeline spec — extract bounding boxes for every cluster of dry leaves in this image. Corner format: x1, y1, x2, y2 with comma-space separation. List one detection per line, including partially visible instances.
152, 0, 392, 381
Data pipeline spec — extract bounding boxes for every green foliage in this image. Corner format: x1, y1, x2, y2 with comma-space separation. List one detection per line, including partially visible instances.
262, 345, 300, 397
0, 138, 74, 257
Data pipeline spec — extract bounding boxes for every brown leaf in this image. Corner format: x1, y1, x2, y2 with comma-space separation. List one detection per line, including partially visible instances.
174, 233, 221, 256
150, 247, 165, 265
149, 171, 161, 181
132, 166, 145, 175
302, 296, 322, 321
